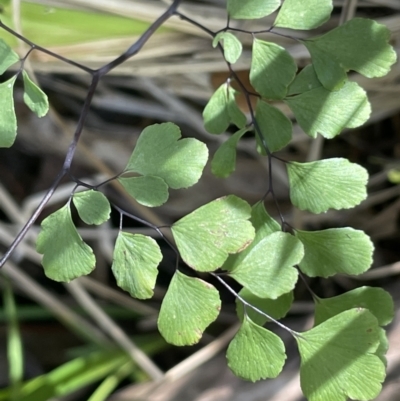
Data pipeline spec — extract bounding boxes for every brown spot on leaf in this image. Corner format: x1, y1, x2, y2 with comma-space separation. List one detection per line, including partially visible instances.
236, 238, 254, 253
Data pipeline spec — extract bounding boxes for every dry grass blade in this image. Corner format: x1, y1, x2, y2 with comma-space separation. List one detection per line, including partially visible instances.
78, 276, 158, 317
2, 261, 112, 348
65, 280, 164, 380
353, 262, 400, 280
109, 323, 240, 401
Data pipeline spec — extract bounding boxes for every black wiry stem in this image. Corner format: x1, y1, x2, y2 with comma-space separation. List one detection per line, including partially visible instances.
99, 0, 182, 75
112, 204, 181, 269
0, 20, 94, 73
0, 171, 65, 265
174, 11, 215, 36
212, 274, 299, 336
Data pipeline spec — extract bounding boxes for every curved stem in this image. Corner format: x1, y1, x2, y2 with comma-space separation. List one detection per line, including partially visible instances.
112, 204, 180, 264
174, 11, 215, 36
0, 170, 66, 267
99, 0, 183, 75
0, 20, 94, 73
212, 274, 299, 337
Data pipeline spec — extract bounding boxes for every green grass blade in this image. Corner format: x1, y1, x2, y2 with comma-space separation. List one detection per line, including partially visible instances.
87, 361, 135, 401
2, 277, 24, 400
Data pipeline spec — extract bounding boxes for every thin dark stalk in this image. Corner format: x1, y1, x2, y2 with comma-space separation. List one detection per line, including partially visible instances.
269, 29, 299, 42
0, 171, 66, 267
68, 177, 94, 191
299, 271, 319, 301
214, 26, 300, 42
112, 204, 180, 264
212, 274, 299, 336
63, 74, 100, 170
223, 27, 273, 35
174, 11, 215, 36
268, 158, 286, 224
69, 170, 124, 189
99, 0, 183, 75
0, 20, 94, 74
94, 172, 123, 189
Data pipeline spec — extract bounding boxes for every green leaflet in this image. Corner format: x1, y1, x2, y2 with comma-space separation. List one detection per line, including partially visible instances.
303, 18, 397, 90
73, 190, 111, 225
0, 76, 17, 148
227, 315, 286, 381
203, 83, 246, 134
222, 202, 280, 273
250, 39, 297, 100
119, 123, 208, 206
275, 0, 333, 30
227, 88, 247, 129
284, 81, 371, 139
36, 204, 95, 282
112, 232, 162, 300
227, 0, 280, 20
222, 202, 280, 265
255, 100, 292, 152
157, 271, 221, 346
226, 232, 303, 299
211, 127, 249, 178
0, 39, 19, 74
171, 195, 255, 272
314, 287, 394, 327
203, 84, 229, 134
118, 176, 169, 207
297, 309, 385, 401
22, 70, 49, 118
124, 122, 208, 189
222, 202, 290, 300
295, 228, 374, 278
287, 65, 322, 96
250, 202, 281, 234
287, 158, 368, 213
236, 288, 293, 326
302, 42, 347, 91
222, 202, 281, 268
213, 32, 243, 64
